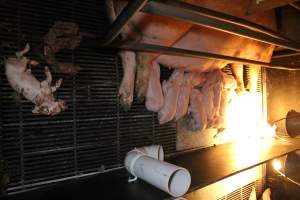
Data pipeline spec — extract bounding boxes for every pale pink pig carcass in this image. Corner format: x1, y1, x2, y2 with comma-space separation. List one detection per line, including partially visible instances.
146, 61, 164, 112
156, 0, 276, 73
174, 72, 195, 120
106, 0, 195, 107
211, 72, 237, 132
5, 44, 66, 115
158, 69, 184, 124
106, 0, 276, 114
187, 89, 207, 132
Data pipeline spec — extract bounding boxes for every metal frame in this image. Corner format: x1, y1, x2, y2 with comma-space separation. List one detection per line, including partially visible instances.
290, 2, 300, 11
103, 0, 300, 70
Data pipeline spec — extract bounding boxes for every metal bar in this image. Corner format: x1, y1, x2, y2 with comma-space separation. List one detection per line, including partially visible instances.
142, 0, 300, 52
103, 0, 148, 46
145, 0, 286, 41
272, 50, 300, 59
110, 41, 300, 70
290, 2, 300, 11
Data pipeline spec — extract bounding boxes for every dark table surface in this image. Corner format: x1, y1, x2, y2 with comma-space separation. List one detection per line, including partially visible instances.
3, 138, 300, 200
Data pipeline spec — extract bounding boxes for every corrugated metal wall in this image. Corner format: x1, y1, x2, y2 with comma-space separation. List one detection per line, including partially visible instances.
0, 0, 176, 194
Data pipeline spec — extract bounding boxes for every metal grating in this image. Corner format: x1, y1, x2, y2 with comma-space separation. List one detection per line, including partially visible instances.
223, 65, 262, 93
217, 177, 266, 200
0, 0, 176, 194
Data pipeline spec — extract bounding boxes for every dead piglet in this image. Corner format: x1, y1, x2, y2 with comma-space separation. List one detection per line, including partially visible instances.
44, 21, 81, 75
186, 89, 207, 132
44, 21, 81, 53
158, 69, 184, 124
211, 72, 237, 134
5, 44, 66, 115
44, 46, 81, 75
175, 72, 194, 120
146, 61, 164, 112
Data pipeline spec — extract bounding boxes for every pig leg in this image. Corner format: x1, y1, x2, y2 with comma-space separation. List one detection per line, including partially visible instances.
106, 0, 137, 109
51, 79, 63, 92
135, 53, 152, 102
118, 51, 136, 111
246, 65, 260, 93
145, 60, 164, 112
44, 66, 52, 86
16, 43, 30, 59
231, 63, 245, 94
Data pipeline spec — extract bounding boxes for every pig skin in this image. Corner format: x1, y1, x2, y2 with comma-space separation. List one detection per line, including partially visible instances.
106, 0, 197, 103
107, 0, 276, 112
118, 51, 136, 111
5, 44, 66, 115
261, 188, 271, 200
231, 63, 245, 94
158, 69, 184, 124
188, 89, 207, 132
175, 72, 194, 120
146, 61, 164, 112
106, 0, 137, 109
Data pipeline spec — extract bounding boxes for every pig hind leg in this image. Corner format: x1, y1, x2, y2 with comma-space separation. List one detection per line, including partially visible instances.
118, 51, 136, 110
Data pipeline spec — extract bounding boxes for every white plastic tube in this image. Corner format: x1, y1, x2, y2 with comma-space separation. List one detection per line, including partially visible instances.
125, 150, 191, 197
133, 145, 164, 160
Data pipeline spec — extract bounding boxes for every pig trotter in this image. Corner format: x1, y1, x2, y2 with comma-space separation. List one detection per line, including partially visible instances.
118, 51, 136, 111
44, 66, 52, 85
51, 79, 62, 92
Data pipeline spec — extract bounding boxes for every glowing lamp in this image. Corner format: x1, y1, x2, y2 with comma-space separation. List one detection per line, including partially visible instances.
272, 159, 282, 171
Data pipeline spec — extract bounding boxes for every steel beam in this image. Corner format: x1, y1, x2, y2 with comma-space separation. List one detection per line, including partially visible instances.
142, 0, 300, 52
103, 0, 148, 46
290, 2, 300, 11
110, 41, 300, 71
144, 0, 286, 41
272, 50, 300, 59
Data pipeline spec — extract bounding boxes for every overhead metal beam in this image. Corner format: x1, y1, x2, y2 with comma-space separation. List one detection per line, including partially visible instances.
142, 0, 300, 52
110, 41, 300, 71
290, 1, 300, 11
272, 50, 300, 59
144, 0, 286, 41
103, 0, 148, 46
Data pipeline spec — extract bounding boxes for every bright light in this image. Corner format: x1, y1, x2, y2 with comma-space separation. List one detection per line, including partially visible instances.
272, 159, 282, 171
233, 139, 272, 168
215, 91, 276, 144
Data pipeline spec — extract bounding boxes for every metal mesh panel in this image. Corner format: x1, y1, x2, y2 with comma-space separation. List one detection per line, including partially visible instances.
217, 177, 266, 200
0, 0, 176, 194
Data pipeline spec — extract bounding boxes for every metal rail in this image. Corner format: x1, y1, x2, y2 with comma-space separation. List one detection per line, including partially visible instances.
103, 0, 148, 46
290, 2, 300, 11
110, 41, 300, 70
145, 0, 288, 41
142, 0, 300, 52
272, 50, 300, 59
103, 0, 300, 70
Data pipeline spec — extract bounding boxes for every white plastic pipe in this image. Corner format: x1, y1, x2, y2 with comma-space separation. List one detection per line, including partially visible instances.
133, 145, 164, 160
125, 150, 191, 197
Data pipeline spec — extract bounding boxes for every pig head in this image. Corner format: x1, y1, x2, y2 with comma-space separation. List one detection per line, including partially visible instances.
5, 44, 66, 115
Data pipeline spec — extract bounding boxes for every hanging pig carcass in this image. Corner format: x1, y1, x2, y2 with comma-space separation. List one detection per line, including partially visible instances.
105, 0, 276, 123
5, 44, 66, 115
